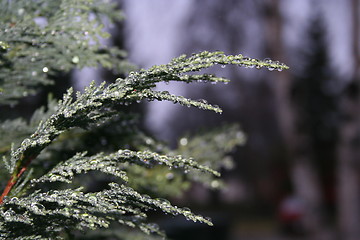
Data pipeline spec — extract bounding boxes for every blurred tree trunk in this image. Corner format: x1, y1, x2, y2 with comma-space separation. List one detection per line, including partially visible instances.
263, 0, 328, 238
337, 0, 360, 239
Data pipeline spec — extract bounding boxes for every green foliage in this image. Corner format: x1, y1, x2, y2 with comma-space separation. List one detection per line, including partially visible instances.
0, 0, 288, 239
126, 124, 246, 197
0, 51, 287, 239
0, 0, 132, 104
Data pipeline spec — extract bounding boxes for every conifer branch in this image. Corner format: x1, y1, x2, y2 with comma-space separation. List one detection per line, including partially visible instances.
0, 0, 132, 104
2, 51, 286, 198
0, 50, 288, 239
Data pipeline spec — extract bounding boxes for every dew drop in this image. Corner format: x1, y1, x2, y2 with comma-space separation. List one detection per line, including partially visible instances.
122, 149, 132, 157
31, 202, 45, 213
211, 180, 220, 189
21, 138, 31, 147
165, 172, 174, 180
205, 216, 212, 222
18, 8, 25, 15
145, 138, 153, 145
88, 195, 97, 204
157, 198, 171, 206
72, 56, 80, 64
42, 67, 49, 73
182, 207, 191, 213
263, 58, 273, 64
0, 41, 9, 50
63, 207, 70, 217
221, 65, 226, 68
198, 99, 208, 104
49, 174, 58, 182
49, 194, 57, 200
4, 209, 15, 221
9, 197, 19, 204
179, 137, 188, 146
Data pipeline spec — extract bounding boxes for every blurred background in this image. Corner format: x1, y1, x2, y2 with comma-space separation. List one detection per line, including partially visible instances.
119, 0, 360, 240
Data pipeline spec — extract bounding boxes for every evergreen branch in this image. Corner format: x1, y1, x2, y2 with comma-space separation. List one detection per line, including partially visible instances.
131, 51, 288, 85
0, 0, 132, 104
1, 46, 287, 238
32, 149, 219, 185
31, 151, 129, 184
175, 124, 246, 188
134, 89, 222, 113
0, 51, 287, 202
0, 182, 211, 239
125, 124, 246, 198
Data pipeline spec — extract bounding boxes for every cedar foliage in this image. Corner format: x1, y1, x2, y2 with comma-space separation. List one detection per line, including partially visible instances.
0, 0, 288, 239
